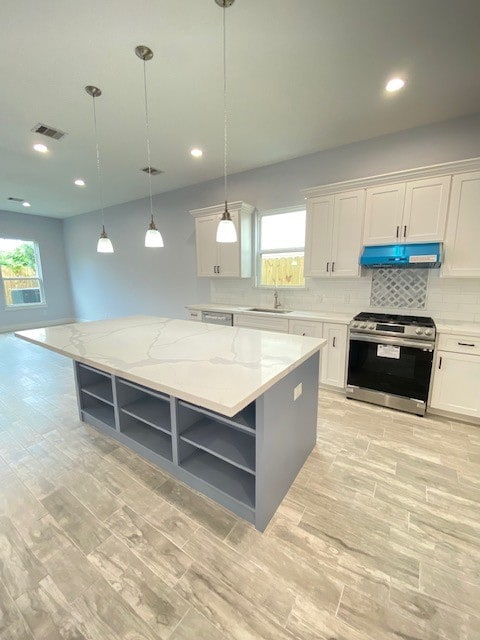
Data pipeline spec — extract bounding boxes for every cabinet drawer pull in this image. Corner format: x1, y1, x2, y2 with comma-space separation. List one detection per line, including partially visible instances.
333, 336, 336, 347
403, 225, 407, 238
396, 225, 400, 238
458, 342, 476, 347
438, 356, 442, 370
302, 332, 306, 336
326, 262, 329, 272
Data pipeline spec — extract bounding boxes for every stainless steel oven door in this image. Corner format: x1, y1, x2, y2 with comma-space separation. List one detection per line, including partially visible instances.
346, 332, 434, 414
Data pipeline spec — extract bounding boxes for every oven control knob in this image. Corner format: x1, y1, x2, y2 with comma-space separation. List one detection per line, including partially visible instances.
360, 323, 367, 329
415, 328, 423, 335
352, 322, 359, 328
424, 328, 432, 336
368, 323, 375, 329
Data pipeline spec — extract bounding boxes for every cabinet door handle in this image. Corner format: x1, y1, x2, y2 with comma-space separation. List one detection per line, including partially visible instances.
396, 225, 400, 238
403, 225, 407, 238
332, 262, 335, 272
458, 342, 476, 347
438, 356, 442, 370
332, 336, 336, 347
326, 262, 329, 272
217, 265, 220, 274
302, 332, 306, 336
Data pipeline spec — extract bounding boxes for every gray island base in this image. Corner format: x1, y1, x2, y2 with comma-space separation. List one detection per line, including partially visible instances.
75, 353, 319, 531
16, 316, 324, 532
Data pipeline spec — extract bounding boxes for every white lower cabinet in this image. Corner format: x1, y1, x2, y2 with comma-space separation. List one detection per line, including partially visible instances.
289, 319, 347, 388
430, 333, 480, 418
321, 323, 348, 388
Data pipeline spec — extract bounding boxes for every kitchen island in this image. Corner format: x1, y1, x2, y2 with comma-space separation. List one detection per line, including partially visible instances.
16, 315, 325, 530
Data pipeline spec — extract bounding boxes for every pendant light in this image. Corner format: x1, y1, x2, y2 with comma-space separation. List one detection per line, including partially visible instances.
215, 0, 237, 243
85, 85, 114, 253
135, 45, 164, 248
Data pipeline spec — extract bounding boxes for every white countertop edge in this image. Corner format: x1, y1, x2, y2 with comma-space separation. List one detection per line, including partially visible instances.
16, 328, 326, 418
435, 322, 480, 338
187, 303, 352, 324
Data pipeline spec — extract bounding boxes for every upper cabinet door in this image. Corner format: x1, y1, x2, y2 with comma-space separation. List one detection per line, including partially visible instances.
217, 210, 241, 277
363, 183, 406, 246
402, 176, 450, 243
442, 171, 480, 278
331, 189, 365, 277
304, 195, 334, 277
195, 215, 218, 277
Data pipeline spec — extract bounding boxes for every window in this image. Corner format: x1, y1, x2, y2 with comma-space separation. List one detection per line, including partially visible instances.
257, 209, 306, 287
0, 238, 45, 307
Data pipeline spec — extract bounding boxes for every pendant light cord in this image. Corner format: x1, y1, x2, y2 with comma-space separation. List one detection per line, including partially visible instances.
223, 4, 228, 210
143, 58, 155, 222
91, 95, 105, 226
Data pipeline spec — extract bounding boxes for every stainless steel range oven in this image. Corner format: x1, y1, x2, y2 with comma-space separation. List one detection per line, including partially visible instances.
346, 312, 436, 416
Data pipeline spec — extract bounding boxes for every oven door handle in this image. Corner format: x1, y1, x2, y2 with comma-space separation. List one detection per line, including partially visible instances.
349, 332, 434, 351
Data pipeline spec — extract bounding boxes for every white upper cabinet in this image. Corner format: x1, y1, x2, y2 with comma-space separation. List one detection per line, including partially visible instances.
304, 195, 334, 277
304, 189, 365, 278
442, 171, 480, 278
363, 176, 450, 246
364, 183, 406, 245
190, 202, 254, 278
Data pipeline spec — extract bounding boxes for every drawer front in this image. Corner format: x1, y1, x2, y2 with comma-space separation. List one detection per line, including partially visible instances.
234, 314, 289, 333
188, 310, 201, 321
289, 320, 323, 338
437, 333, 480, 356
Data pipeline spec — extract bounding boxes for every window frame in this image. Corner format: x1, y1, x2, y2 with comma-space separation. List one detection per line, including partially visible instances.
0, 238, 47, 310
255, 206, 306, 289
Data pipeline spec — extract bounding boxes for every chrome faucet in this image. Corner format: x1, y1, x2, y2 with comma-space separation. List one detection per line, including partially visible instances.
273, 289, 281, 309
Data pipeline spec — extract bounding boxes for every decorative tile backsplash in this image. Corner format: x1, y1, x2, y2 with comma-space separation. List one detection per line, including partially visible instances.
370, 268, 428, 308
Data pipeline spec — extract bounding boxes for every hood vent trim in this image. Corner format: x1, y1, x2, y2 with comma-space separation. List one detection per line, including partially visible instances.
31, 123, 67, 140
360, 243, 443, 269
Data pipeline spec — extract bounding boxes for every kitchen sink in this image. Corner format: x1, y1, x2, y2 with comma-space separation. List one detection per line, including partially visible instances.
247, 307, 292, 314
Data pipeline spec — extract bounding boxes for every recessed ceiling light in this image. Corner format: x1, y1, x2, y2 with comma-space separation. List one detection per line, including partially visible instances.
190, 148, 203, 158
74, 178, 86, 186
33, 143, 48, 153
385, 78, 405, 92
22, 201, 31, 207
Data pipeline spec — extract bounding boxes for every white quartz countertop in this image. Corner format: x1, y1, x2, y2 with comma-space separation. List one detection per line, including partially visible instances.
187, 303, 352, 324
435, 320, 480, 338
16, 316, 325, 417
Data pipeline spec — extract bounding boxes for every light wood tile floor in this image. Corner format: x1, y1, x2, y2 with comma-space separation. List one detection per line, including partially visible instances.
1, 332, 480, 639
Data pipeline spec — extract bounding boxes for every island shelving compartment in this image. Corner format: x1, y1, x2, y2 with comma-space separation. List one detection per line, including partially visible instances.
75, 363, 116, 429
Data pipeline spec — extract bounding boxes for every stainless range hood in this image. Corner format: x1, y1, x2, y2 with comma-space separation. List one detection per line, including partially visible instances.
360, 243, 442, 269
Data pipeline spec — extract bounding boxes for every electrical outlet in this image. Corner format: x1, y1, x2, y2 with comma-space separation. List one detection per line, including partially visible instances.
294, 382, 303, 401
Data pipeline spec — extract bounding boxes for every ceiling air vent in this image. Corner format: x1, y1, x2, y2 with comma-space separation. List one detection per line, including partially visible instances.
31, 123, 67, 140
8, 197, 25, 202
140, 166, 163, 176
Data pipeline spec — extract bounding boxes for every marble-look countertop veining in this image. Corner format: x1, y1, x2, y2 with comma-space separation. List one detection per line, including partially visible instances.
435, 320, 480, 338
186, 303, 353, 324
16, 316, 325, 417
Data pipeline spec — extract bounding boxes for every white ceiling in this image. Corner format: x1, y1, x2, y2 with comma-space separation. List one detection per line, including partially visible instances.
1, 0, 479, 218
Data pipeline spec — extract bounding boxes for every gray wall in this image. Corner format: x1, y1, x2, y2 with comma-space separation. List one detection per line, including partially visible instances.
0, 210, 74, 331
64, 112, 480, 321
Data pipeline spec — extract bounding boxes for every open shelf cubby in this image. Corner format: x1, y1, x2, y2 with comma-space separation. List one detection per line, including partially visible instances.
119, 413, 173, 461
180, 418, 255, 474
177, 399, 256, 434
77, 363, 114, 404
117, 378, 171, 434
181, 448, 255, 510
81, 395, 116, 429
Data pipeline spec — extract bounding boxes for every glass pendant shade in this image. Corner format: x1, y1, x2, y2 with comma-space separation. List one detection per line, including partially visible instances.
97, 226, 114, 253
216, 205, 237, 243
145, 218, 164, 247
